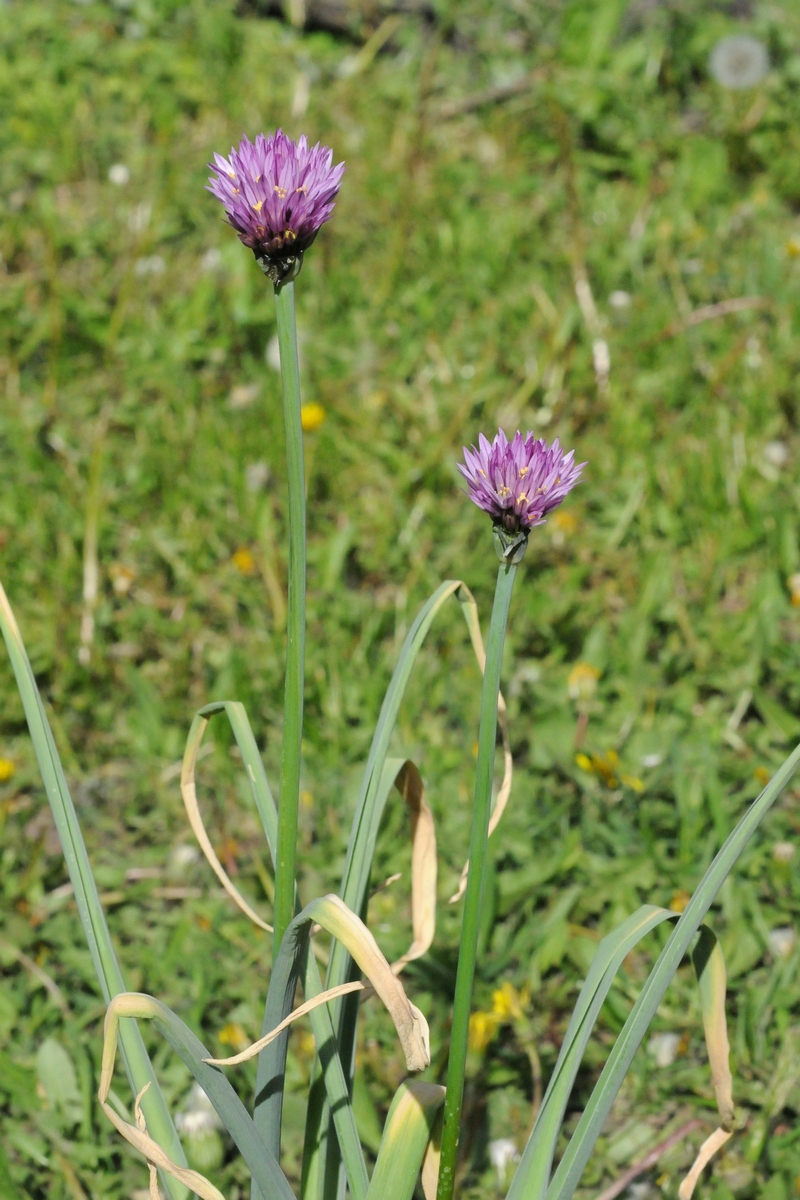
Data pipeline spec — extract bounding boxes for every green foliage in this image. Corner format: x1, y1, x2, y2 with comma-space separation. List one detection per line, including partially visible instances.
2, 0, 800, 1197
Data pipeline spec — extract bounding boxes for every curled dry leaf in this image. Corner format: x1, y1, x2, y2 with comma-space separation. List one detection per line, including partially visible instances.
99, 995, 227, 1200
677, 929, 736, 1200
180, 713, 272, 933
693, 928, 734, 1130
390, 761, 437, 975
205, 980, 366, 1067
305, 895, 430, 1071
678, 1128, 732, 1200
213, 895, 430, 1074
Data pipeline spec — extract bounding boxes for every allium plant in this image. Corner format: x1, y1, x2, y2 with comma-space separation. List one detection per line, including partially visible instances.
2, 128, 799, 1200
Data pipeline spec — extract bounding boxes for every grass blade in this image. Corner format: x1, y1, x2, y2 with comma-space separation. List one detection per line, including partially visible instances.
544, 741, 800, 1200
0, 580, 190, 1200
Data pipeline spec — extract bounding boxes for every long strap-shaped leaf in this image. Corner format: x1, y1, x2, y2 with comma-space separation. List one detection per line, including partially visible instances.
510, 905, 732, 1200
308, 581, 509, 1200
300, 758, 436, 1200
254, 894, 430, 1200
99, 993, 295, 1200
0, 580, 190, 1200
177, 704, 372, 1200
249, 899, 370, 1200
539, 741, 800, 1200
366, 1081, 446, 1200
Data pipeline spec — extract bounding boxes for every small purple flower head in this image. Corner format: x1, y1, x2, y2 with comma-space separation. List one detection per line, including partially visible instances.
207, 130, 345, 286
459, 429, 585, 558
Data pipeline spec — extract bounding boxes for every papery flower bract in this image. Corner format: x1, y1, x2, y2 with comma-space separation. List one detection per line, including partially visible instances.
458, 429, 584, 535
207, 130, 344, 285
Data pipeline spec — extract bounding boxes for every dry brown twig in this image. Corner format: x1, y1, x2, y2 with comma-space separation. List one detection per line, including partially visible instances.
594, 1118, 703, 1200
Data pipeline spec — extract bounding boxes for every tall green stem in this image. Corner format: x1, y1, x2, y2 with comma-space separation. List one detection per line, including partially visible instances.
273, 280, 306, 953
436, 561, 517, 1200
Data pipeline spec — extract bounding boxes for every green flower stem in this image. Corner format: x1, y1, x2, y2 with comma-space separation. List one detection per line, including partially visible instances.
436, 561, 517, 1200
273, 280, 306, 953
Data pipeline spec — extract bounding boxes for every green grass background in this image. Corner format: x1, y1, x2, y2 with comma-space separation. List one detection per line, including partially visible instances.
2, 0, 800, 1196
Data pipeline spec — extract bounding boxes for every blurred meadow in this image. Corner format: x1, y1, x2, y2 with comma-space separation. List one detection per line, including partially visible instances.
3, 0, 800, 1196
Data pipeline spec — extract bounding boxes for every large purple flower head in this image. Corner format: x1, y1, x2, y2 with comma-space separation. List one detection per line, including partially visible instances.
207, 130, 345, 285
459, 429, 585, 559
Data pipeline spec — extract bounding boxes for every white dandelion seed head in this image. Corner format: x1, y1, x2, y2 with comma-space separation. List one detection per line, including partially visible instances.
768, 926, 796, 959
108, 163, 130, 186
709, 35, 769, 90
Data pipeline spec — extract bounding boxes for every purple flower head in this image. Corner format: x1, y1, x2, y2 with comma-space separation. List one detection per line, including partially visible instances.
459, 429, 585, 538
207, 130, 345, 285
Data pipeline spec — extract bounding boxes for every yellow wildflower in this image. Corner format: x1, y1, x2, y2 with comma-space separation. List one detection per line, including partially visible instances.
300, 402, 326, 432
786, 236, 800, 259
567, 662, 600, 703
491, 981, 527, 1022
109, 563, 136, 595
754, 766, 771, 785
551, 509, 578, 547
468, 1010, 500, 1054
0, 758, 14, 782
297, 1030, 316, 1058
788, 573, 800, 606
218, 1022, 250, 1052
669, 890, 690, 914
232, 547, 257, 575
552, 510, 577, 535
576, 749, 619, 787
575, 749, 643, 793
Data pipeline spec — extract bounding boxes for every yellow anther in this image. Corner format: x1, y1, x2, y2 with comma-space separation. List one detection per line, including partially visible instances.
517, 493, 528, 503
252, 200, 263, 212
284, 228, 296, 241
497, 486, 511, 497
478, 468, 486, 476
296, 184, 308, 194
519, 466, 528, 476
274, 185, 287, 198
